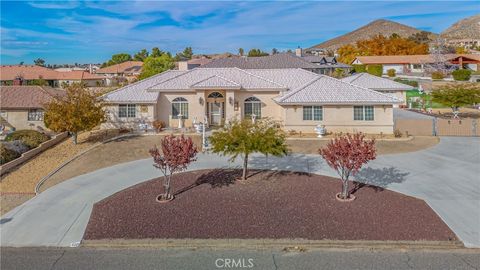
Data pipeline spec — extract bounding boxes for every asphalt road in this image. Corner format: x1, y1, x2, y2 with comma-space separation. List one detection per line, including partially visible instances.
1, 247, 479, 270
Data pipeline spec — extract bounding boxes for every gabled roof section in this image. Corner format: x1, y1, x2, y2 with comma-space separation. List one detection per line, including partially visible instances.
341, 73, 414, 91
96, 61, 143, 74
0, 86, 65, 109
103, 70, 186, 103
275, 75, 401, 105
190, 75, 241, 89
150, 68, 286, 91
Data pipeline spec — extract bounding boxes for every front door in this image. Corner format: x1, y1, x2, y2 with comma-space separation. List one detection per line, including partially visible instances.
209, 102, 223, 126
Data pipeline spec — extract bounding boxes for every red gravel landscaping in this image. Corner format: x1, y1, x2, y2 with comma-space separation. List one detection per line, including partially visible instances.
83, 169, 456, 242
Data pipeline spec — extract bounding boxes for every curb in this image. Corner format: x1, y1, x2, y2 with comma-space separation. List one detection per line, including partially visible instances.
82, 239, 467, 251
286, 136, 414, 142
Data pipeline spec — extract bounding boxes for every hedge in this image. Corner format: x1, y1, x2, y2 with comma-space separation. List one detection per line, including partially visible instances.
387, 69, 396, 77
352, 64, 366, 73
452, 69, 472, 81
431, 71, 445, 80
366, 64, 383, 77
5, 130, 50, 149
394, 78, 418, 87
0, 144, 20, 165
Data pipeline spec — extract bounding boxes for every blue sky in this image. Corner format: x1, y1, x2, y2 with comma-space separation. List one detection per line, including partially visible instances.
1, 1, 478, 64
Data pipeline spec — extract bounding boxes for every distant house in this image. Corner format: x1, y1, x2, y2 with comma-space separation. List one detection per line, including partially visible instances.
0, 65, 104, 88
200, 52, 351, 76
102, 68, 400, 134
341, 73, 414, 107
178, 58, 213, 71
95, 61, 143, 86
0, 86, 65, 130
351, 54, 480, 75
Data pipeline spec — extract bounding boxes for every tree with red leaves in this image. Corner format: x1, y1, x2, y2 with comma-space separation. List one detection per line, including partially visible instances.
319, 133, 376, 200
149, 134, 197, 201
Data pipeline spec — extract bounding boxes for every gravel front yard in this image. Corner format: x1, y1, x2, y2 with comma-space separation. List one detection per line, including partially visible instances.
84, 169, 456, 242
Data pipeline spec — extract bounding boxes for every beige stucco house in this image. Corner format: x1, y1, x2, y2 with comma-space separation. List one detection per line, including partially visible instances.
341, 73, 414, 107
102, 68, 400, 134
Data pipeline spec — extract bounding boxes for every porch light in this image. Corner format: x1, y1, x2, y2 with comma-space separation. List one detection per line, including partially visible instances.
199, 97, 204, 105
229, 97, 234, 105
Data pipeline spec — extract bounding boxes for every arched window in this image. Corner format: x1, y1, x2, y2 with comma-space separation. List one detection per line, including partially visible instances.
207, 92, 224, 98
172, 97, 188, 119
244, 97, 261, 118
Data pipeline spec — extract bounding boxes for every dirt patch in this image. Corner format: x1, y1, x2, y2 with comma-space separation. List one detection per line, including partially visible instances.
0, 193, 34, 216
287, 136, 439, 155
39, 134, 202, 192
84, 170, 456, 242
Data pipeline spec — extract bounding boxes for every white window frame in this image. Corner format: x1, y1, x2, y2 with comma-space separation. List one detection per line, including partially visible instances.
27, 109, 44, 121
244, 97, 261, 118
119, 104, 136, 118
353, 105, 375, 121
303, 106, 323, 121
172, 97, 188, 119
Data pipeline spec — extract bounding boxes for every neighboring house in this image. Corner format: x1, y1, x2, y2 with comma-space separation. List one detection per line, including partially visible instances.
341, 73, 414, 107
0, 65, 104, 88
295, 47, 352, 75
0, 86, 65, 130
103, 68, 400, 134
178, 58, 213, 71
351, 54, 480, 75
95, 61, 143, 86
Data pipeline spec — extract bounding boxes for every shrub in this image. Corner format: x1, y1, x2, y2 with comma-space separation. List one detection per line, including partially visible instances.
393, 129, 403, 138
387, 69, 396, 77
4, 140, 30, 154
452, 69, 472, 81
0, 144, 20, 165
352, 64, 366, 73
431, 71, 445, 80
394, 78, 419, 87
366, 64, 383, 77
152, 120, 166, 132
5, 130, 49, 149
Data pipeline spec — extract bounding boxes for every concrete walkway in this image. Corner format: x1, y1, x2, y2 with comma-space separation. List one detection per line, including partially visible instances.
1, 137, 479, 247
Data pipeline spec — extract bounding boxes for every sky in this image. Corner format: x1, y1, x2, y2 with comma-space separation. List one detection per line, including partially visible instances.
1, 1, 479, 64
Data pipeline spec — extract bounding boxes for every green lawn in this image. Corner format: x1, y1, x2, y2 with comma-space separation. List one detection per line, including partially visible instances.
406, 90, 447, 109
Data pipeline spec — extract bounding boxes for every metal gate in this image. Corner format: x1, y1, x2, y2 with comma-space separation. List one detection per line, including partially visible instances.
394, 118, 478, 137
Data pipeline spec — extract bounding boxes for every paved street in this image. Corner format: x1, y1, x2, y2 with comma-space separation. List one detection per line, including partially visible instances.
1, 247, 479, 270
1, 137, 479, 247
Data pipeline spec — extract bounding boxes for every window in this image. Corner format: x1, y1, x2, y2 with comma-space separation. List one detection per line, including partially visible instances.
28, 109, 44, 121
412, 64, 422, 69
119, 104, 136, 118
207, 92, 224, 98
353, 106, 374, 121
244, 97, 261, 118
303, 106, 323, 121
172, 97, 188, 119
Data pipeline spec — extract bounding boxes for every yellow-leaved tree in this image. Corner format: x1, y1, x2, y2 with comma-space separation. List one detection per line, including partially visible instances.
44, 83, 106, 144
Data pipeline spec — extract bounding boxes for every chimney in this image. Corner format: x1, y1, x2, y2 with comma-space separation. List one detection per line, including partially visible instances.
89, 64, 93, 74
295, 46, 302, 57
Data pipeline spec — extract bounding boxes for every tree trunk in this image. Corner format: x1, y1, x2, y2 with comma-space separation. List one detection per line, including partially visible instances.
342, 179, 349, 199
72, 132, 78, 145
242, 154, 249, 180
163, 175, 171, 199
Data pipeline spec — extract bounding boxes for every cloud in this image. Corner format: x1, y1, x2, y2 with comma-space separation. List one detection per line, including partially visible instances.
28, 1, 79, 9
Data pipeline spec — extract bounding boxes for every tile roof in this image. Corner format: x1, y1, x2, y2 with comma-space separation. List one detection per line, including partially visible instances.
353, 54, 480, 65
95, 61, 143, 74
103, 70, 186, 103
0, 86, 65, 109
275, 75, 401, 105
341, 73, 414, 91
190, 75, 241, 89
199, 53, 319, 69
0, 65, 103, 81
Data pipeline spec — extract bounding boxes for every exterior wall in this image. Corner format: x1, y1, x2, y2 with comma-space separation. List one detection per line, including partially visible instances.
282, 105, 394, 134
235, 91, 282, 121
1, 109, 47, 130
102, 103, 156, 129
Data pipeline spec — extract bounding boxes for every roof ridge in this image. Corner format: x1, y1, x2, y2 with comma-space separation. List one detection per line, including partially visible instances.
189, 74, 241, 88
276, 76, 323, 102
334, 76, 401, 102
235, 67, 287, 88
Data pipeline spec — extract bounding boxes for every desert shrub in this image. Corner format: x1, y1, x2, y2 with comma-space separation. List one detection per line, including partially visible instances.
4, 140, 30, 154
352, 64, 366, 73
431, 71, 445, 80
0, 144, 21, 165
152, 120, 166, 132
394, 78, 418, 87
387, 69, 396, 77
366, 64, 383, 77
393, 129, 403, 138
452, 69, 472, 81
5, 130, 50, 149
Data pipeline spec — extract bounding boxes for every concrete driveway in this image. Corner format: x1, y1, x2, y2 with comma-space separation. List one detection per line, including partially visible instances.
1, 137, 479, 247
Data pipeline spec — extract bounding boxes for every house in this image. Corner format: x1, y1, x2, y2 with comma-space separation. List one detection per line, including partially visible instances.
200, 52, 351, 75
351, 54, 480, 75
178, 58, 213, 71
102, 68, 400, 134
95, 61, 143, 86
0, 65, 105, 87
0, 86, 65, 130
341, 73, 414, 107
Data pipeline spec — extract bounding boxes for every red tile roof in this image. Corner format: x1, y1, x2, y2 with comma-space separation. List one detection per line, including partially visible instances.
95, 61, 143, 74
0, 65, 104, 81
0, 86, 65, 109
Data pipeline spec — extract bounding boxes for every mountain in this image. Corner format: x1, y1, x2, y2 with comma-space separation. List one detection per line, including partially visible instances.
309, 19, 437, 51
441, 14, 480, 40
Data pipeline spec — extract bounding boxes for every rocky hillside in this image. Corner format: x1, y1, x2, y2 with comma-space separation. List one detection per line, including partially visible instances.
441, 14, 480, 40
310, 19, 436, 51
